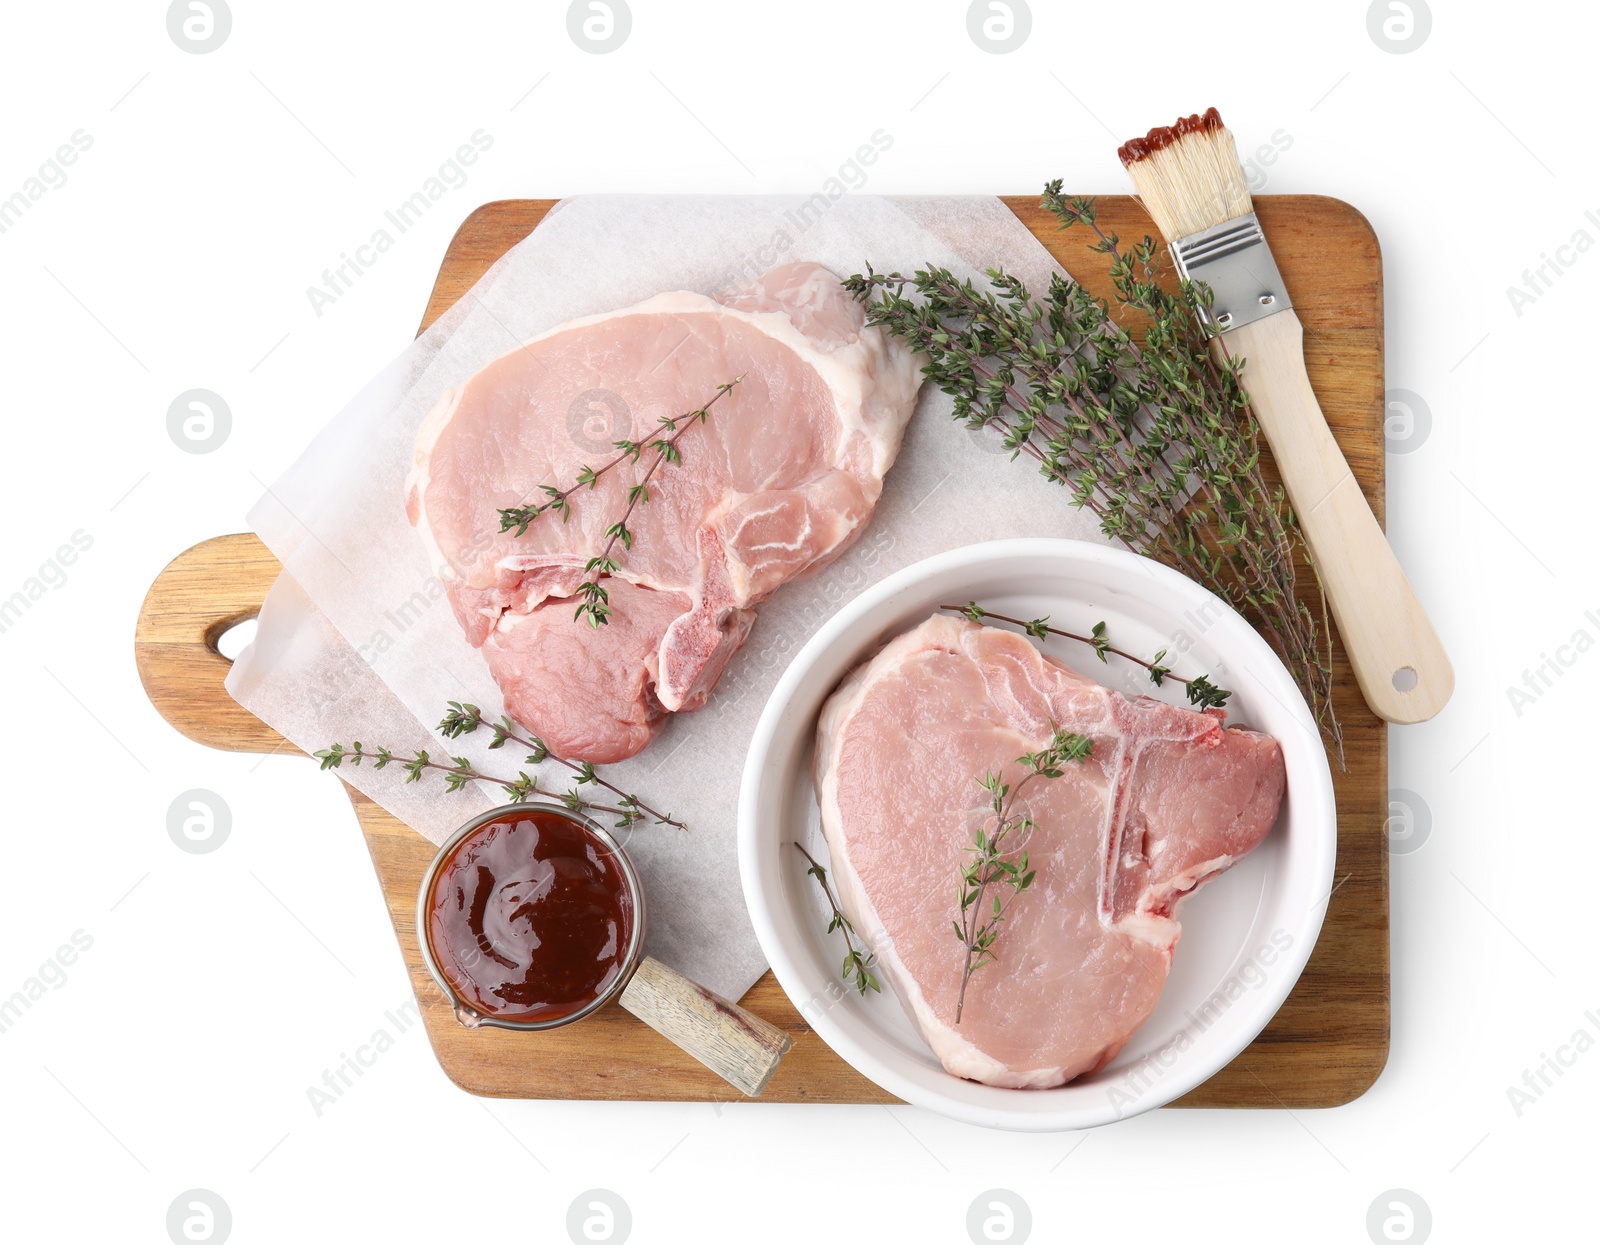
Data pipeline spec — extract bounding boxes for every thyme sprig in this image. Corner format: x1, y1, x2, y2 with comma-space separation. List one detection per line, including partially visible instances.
955, 728, 1093, 1023
794, 843, 880, 996
434, 701, 682, 829
495, 377, 742, 629
947, 602, 1231, 711
844, 193, 1341, 763
313, 741, 638, 824
312, 702, 684, 832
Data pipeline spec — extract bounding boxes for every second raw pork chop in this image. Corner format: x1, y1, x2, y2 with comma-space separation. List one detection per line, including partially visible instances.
407, 263, 922, 762
814, 614, 1286, 1089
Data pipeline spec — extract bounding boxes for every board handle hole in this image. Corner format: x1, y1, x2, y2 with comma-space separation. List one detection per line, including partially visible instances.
213, 616, 258, 661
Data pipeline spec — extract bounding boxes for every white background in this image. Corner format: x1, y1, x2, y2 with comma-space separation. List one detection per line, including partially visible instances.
0, 1, 1591, 1241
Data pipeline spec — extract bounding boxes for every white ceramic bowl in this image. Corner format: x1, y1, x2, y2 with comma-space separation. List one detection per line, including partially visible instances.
737, 538, 1336, 1131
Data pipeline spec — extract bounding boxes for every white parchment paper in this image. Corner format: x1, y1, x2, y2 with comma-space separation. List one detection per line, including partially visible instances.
227, 195, 1114, 1002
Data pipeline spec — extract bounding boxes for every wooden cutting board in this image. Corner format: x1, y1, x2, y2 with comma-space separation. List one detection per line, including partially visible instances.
135, 195, 1388, 1107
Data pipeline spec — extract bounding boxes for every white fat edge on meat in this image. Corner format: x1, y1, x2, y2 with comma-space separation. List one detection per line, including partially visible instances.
814, 616, 1182, 1082
408, 279, 923, 592
817, 619, 1127, 1090
818, 614, 1280, 1086
1114, 852, 1239, 954
1112, 911, 1183, 954
718, 263, 924, 482
814, 618, 1031, 1085
489, 553, 670, 624
714, 494, 814, 604
814, 635, 1002, 1084
644, 284, 924, 486
723, 496, 815, 556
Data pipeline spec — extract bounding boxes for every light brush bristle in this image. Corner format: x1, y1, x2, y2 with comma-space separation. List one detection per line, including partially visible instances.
1118, 108, 1253, 242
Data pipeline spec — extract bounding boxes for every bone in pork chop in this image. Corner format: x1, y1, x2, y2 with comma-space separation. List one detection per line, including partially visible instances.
814, 614, 1286, 1089
407, 263, 923, 763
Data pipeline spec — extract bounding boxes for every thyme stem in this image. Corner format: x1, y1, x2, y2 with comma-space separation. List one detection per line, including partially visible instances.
436, 701, 684, 829
311, 701, 686, 834
794, 843, 880, 996
496, 377, 742, 629
954, 728, 1092, 1023
496, 378, 741, 537
943, 603, 1231, 710
312, 742, 641, 826
844, 193, 1343, 764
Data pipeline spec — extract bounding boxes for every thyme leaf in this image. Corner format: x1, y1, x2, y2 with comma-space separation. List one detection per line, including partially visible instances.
434, 701, 682, 828
953, 728, 1093, 1023
845, 193, 1341, 763
794, 843, 880, 996
313, 702, 684, 832
495, 377, 742, 629
946, 603, 1232, 710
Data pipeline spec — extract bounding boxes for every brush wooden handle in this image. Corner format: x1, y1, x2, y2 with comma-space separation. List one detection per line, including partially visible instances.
618, 956, 792, 1097
1218, 310, 1453, 723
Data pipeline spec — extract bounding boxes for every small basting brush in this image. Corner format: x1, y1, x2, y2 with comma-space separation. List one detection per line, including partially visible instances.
1118, 108, 1453, 724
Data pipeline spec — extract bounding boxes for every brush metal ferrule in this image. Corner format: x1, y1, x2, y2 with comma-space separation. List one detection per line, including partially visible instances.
1167, 213, 1290, 334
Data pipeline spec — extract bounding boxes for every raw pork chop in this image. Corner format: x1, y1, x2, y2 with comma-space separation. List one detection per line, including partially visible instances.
814, 613, 1286, 1089
408, 263, 922, 762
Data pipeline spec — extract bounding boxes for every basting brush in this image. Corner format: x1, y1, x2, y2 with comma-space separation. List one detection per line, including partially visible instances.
1118, 108, 1453, 724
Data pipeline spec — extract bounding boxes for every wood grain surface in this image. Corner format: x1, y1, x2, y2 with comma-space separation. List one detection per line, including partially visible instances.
135, 194, 1388, 1107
